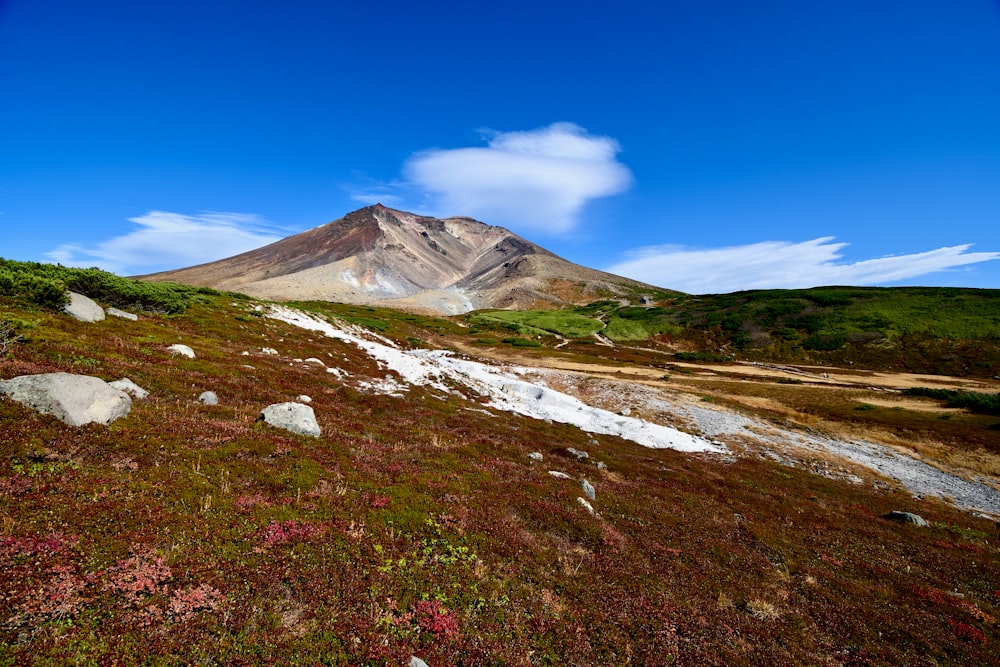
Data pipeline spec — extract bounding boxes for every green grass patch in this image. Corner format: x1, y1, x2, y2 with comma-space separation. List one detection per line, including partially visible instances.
469, 309, 602, 338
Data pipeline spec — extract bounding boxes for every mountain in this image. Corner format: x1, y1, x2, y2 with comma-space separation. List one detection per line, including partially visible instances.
141, 205, 662, 314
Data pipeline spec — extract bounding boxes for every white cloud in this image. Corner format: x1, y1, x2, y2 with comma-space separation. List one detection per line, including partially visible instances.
46, 211, 284, 275
606, 238, 1000, 294
402, 122, 633, 234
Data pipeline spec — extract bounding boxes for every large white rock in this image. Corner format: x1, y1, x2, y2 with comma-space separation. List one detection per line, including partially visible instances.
0, 372, 131, 426
259, 402, 321, 437
167, 344, 195, 358
64, 292, 105, 323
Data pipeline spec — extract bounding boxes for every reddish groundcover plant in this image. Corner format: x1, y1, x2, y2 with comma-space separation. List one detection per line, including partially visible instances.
167, 584, 225, 622
257, 520, 327, 548
948, 619, 987, 644
412, 600, 459, 640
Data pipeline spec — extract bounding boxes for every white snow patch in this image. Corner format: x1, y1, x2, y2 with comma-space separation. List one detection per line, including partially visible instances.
268, 306, 724, 454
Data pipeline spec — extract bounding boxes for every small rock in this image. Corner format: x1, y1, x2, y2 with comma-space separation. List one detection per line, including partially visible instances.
410, 657, 430, 667
199, 391, 218, 406
548, 471, 573, 480
63, 292, 105, 322
106, 307, 138, 321
883, 511, 928, 527
527, 452, 543, 461
297, 395, 312, 403
259, 402, 321, 437
303, 357, 325, 367
577, 497, 595, 514
619, 407, 631, 417
566, 447, 589, 462
596, 461, 607, 471
588, 438, 599, 446
261, 347, 278, 355
109, 378, 149, 399
581, 479, 596, 500
0, 372, 131, 426
167, 344, 195, 359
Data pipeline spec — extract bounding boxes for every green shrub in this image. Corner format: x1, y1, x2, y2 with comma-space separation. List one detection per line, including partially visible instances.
903, 387, 1000, 416
502, 337, 541, 348
0, 258, 215, 313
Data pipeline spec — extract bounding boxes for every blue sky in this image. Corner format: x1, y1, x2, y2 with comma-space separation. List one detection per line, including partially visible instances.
2, 0, 999, 294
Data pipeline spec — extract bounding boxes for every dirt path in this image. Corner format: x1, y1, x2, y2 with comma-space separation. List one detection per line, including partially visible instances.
455, 342, 999, 394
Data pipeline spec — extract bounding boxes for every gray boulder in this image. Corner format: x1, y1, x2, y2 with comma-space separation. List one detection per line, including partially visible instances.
577, 497, 596, 514
109, 378, 149, 399
527, 452, 543, 461
0, 372, 131, 426
259, 402, 321, 437
566, 447, 589, 462
199, 391, 218, 406
64, 292, 105, 323
581, 478, 596, 500
106, 307, 138, 321
883, 511, 928, 527
167, 344, 195, 359
410, 658, 430, 667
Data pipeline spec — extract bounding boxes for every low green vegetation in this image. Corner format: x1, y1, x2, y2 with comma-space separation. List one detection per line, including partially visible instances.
465, 286, 1000, 377
0, 258, 223, 314
469, 309, 603, 338
903, 387, 1000, 416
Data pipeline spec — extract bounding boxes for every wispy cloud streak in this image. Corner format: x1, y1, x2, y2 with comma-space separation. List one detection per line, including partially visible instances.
47, 211, 284, 275
606, 238, 1000, 293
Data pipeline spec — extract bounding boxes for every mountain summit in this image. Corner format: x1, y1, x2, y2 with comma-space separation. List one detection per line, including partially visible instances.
142, 205, 658, 313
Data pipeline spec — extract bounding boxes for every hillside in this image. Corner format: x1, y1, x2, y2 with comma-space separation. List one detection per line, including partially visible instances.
141, 205, 662, 315
1, 264, 999, 664
469, 286, 1000, 378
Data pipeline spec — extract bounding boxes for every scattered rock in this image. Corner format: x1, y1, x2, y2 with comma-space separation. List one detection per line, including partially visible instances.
106, 307, 138, 321
581, 478, 596, 500
588, 438, 599, 446
63, 292, 105, 322
167, 344, 195, 359
199, 391, 219, 406
619, 407, 631, 417
259, 402, 321, 437
0, 372, 131, 426
596, 461, 607, 471
410, 657, 430, 667
528, 452, 543, 461
109, 378, 149, 399
577, 497, 595, 514
261, 347, 278, 355
548, 471, 573, 480
303, 357, 325, 367
883, 511, 928, 527
566, 447, 589, 462
296, 395, 312, 404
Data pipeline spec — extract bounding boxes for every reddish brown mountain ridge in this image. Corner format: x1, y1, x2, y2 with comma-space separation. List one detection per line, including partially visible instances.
141, 205, 659, 314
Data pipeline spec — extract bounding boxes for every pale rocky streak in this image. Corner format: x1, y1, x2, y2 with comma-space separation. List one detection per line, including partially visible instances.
268, 306, 725, 454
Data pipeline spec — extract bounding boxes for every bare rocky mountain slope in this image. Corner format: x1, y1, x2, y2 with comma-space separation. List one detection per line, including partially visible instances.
142, 205, 659, 314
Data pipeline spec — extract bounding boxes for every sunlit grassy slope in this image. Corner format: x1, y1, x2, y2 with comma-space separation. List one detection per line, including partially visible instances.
469, 287, 1000, 377
1, 265, 998, 665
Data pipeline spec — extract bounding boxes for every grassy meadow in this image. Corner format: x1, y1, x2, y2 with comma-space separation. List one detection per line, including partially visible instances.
1, 265, 998, 665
